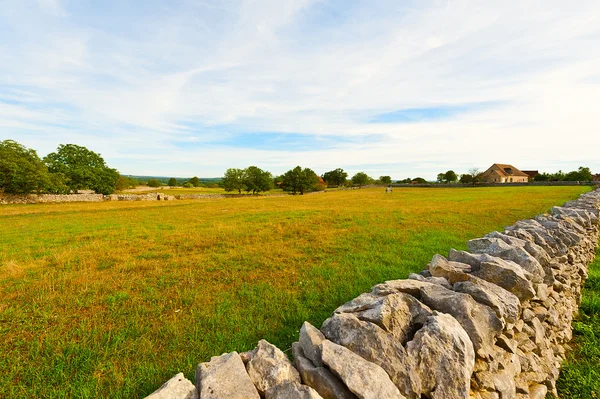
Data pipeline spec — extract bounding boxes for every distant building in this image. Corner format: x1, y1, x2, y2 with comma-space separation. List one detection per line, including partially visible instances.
522, 170, 539, 182
481, 164, 529, 183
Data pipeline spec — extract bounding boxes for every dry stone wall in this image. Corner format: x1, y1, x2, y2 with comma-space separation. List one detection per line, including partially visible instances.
145, 189, 600, 399
0, 193, 103, 204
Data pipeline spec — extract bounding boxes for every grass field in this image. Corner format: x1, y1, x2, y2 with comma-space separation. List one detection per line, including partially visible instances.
0, 186, 592, 398
555, 245, 600, 398
121, 186, 286, 195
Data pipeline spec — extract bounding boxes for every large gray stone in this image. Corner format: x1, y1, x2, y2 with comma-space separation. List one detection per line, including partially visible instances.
321, 313, 418, 397
265, 381, 324, 399
334, 292, 433, 343
406, 312, 475, 399
417, 284, 503, 358
300, 322, 326, 367
196, 352, 260, 399
320, 340, 406, 399
428, 254, 521, 324
467, 237, 545, 282
472, 260, 536, 302
292, 343, 357, 399
144, 372, 198, 399
246, 339, 301, 395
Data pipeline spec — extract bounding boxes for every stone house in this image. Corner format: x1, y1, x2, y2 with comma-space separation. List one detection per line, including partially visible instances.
480, 164, 530, 183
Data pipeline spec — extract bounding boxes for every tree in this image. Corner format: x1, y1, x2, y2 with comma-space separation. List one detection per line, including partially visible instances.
398, 178, 412, 184
379, 175, 392, 185
183, 182, 194, 188
444, 170, 458, 183
187, 176, 201, 187
412, 177, 427, 184
351, 172, 372, 186
168, 177, 177, 187
565, 166, 593, 181
244, 166, 273, 194
468, 168, 482, 186
281, 166, 319, 195
459, 174, 474, 184
0, 140, 50, 194
436, 173, 445, 183
222, 168, 247, 194
44, 144, 119, 195
147, 178, 162, 188
322, 168, 348, 187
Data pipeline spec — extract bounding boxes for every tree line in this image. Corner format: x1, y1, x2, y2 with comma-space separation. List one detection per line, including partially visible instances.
1, 140, 120, 195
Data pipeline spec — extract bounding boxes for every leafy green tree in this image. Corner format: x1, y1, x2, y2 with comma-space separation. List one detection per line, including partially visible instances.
398, 178, 412, 184
351, 172, 372, 186
244, 166, 272, 194
168, 177, 177, 187
379, 175, 392, 185
436, 173, 445, 183
222, 168, 247, 194
187, 176, 201, 187
44, 144, 119, 195
147, 178, 162, 188
183, 182, 194, 188
322, 168, 348, 186
281, 166, 319, 195
566, 166, 593, 181
459, 174, 474, 184
412, 177, 427, 184
444, 170, 458, 183
0, 140, 50, 194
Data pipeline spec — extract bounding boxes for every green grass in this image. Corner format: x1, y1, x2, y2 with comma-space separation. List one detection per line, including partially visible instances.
0, 186, 591, 398
123, 186, 285, 195
555, 245, 600, 398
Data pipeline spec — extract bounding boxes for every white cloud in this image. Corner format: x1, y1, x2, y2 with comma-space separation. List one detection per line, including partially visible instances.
1, 0, 599, 179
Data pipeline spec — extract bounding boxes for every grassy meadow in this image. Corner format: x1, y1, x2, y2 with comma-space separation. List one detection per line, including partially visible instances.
555, 245, 600, 398
0, 186, 592, 398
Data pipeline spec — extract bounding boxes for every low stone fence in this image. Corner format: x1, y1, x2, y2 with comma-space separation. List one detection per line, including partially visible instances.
0, 193, 103, 204
145, 188, 600, 399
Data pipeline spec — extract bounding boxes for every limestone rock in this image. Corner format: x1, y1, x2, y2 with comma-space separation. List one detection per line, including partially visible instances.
265, 381, 324, 399
321, 313, 418, 397
408, 272, 452, 289
196, 352, 260, 399
292, 342, 357, 399
246, 339, 301, 395
418, 284, 503, 357
320, 340, 405, 399
528, 383, 547, 399
144, 372, 198, 399
472, 260, 536, 302
300, 322, 326, 367
334, 292, 432, 343
371, 279, 434, 297
406, 312, 475, 399
467, 237, 545, 282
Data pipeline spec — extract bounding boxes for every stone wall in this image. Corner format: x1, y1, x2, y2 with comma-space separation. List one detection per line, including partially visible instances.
147, 189, 600, 399
0, 193, 103, 204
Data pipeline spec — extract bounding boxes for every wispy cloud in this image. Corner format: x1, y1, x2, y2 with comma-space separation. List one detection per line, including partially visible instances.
1, 0, 599, 179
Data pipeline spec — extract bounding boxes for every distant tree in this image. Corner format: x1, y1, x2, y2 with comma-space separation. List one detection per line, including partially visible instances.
436, 173, 445, 183
44, 144, 119, 195
379, 175, 392, 185
534, 173, 550, 182
398, 178, 412, 184
147, 178, 162, 188
0, 139, 50, 194
444, 170, 458, 183
322, 168, 348, 187
244, 166, 273, 194
468, 168, 482, 186
168, 177, 177, 187
188, 176, 201, 187
459, 174, 474, 184
116, 174, 138, 191
183, 182, 194, 188
281, 166, 319, 195
351, 172, 372, 186
565, 166, 593, 181
222, 168, 247, 194
412, 177, 427, 184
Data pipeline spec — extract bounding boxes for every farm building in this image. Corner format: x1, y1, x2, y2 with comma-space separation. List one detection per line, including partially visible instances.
481, 163, 530, 183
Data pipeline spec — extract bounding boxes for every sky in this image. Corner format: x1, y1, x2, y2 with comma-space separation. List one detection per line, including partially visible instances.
1, 0, 599, 180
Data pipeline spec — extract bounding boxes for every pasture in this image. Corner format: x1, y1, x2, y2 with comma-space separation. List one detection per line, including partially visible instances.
0, 186, 592, 398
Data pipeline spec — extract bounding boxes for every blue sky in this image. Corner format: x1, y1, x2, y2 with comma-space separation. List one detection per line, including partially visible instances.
1, 0, 599, 180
